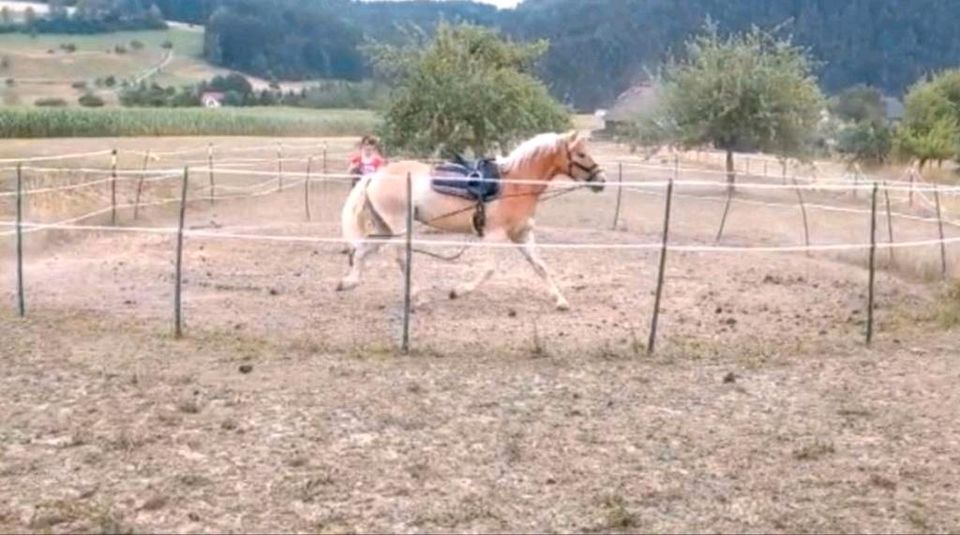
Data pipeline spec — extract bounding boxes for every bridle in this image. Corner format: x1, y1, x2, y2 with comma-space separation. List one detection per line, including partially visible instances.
566, 145, 602, 183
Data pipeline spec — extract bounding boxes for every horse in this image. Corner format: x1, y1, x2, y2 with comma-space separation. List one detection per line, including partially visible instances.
336, 130, 606, 310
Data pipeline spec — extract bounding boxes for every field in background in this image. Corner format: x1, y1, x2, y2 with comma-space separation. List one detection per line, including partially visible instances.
0, 107, 378, 137
0, 26, 213, 107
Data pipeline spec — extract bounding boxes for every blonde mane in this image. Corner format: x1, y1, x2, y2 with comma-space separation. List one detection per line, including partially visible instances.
498, 133, 563, 175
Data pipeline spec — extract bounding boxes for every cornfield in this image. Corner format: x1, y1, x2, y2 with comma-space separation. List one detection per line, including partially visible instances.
0, 107, 378, 138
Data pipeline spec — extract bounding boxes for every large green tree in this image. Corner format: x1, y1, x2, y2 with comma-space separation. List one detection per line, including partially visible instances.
660, 25, 824, 184
368, 23, 570, 157
895, 70, 960, 169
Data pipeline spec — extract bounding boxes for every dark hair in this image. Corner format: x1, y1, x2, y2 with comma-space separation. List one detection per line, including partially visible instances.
360, 135, 379, 148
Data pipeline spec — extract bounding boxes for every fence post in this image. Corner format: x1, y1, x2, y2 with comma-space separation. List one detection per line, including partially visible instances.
909, 166, 916, 206
647, 178, 675, 355
401, 172, 414, 353
110, 148, 118, 225
305, 156, 313, 221
133, 149, 150, 220
276, 142, 283, 192
208, 143, 215, 205
611, 162, 623, 231
883, 181, 895, 264
866, 182, 878, 345
16, 164, 25, 317
934, 185, 948, 278
174, 167, 189, 339
716, 183, 734, 243
791, 176, 812, 257
852, 167, 859, 200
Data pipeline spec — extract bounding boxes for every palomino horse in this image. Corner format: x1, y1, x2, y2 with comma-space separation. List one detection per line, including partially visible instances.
337, 130, 606, 310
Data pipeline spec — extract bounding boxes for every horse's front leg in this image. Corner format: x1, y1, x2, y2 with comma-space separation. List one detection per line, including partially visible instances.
448, 229, 506, 300
513, 227, 570, 311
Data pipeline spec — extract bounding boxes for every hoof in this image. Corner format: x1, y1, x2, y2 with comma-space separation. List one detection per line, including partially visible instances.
336, 280, 357, 292
449, 289, 458, 300
555, 299, 571, 312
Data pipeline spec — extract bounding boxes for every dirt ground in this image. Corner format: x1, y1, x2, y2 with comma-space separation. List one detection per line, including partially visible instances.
2, 137, 960, 533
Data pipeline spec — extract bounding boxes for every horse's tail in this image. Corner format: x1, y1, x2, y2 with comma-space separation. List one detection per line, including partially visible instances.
341, 175, 373, 246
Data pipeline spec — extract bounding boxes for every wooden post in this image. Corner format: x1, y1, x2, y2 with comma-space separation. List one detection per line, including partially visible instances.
792, 176, 812, 257
321, 142, 327, 222
745, 157, 750, 176
866, 182, 878, 346
207, 143, 215, 204
763, 160, 768, 178
611, 162, 624, 231
133, 149, 150, 220
16, 164, 25, 317
909, 166, 915, 206
647, 179, 675, 355
401, 172, 414, 353
716, 183, 734, 243
934, 185, 948, 278
304, 156, 313, 221
110, 148, 118, 225
174, 167, 189, 339
883, 181, 895, 264
276, 142, 283, 192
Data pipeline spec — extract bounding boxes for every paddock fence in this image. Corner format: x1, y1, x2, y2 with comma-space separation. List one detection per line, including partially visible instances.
2, 141, 958, 353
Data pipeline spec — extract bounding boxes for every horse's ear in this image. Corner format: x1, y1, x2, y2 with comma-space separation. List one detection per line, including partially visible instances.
566, 130, 586, 149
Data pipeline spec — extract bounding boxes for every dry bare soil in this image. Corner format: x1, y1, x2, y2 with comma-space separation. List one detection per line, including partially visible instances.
2, 137, 960, 533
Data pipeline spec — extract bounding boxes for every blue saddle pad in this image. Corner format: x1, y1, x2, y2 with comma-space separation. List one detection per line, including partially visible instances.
431, 158, 501, 202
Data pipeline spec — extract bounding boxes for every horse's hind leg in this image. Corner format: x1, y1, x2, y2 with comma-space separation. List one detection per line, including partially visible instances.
337, 240, 382, 291
337, 201, 392, 292
513, 228, 570, 311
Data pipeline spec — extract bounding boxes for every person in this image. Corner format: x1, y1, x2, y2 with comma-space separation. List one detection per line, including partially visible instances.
348, 136, 386, 187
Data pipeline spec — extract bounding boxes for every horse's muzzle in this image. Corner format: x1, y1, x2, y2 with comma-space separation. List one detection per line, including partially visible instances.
588, 171, 607, 193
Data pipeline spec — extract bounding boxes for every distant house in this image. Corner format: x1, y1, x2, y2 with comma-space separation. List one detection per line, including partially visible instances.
601, 82, 661, 136
201, 92, 225, 108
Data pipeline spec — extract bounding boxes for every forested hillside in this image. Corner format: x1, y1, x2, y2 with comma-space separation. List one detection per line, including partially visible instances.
17, 0, 960, 109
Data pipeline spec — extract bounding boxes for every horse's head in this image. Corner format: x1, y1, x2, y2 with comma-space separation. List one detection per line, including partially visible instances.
562, 131, 606, 193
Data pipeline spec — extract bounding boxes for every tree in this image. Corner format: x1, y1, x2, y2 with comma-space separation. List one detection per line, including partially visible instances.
831, 85, 886, 126
368, 23, 570, 157
831, 85, 893, 165
895, 70, 960, 169
836, 122, 892, 164
659, 24, 824, 185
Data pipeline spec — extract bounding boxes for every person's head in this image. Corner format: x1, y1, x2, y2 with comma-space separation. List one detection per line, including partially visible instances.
359, 136, 379, 157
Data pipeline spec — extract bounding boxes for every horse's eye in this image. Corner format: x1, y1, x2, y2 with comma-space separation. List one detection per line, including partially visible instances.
577, 152, 586, 159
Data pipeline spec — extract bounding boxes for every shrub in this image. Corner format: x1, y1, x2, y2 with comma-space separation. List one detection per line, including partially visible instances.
35, 98, 68, 107
60, 43, 77, 53
5, 78, 15, 86
104, 75, 117, 88
130, 40, 144, 51
78, 93, 105, 108
161, 40, 174, 50
71, 80, 88, 90
114, 45, 127, 55
0, 56, 9, 70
